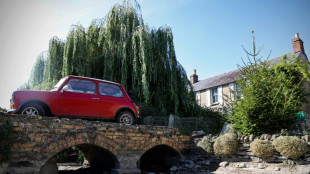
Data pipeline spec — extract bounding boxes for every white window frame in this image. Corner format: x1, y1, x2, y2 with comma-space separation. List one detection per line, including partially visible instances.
235, 83, 242, 99
196, 91, 201, 105
211, 87, 218, 104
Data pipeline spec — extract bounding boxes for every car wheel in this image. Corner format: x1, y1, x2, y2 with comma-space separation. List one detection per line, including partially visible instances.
117, 111, 134, 125
20, 103, 45, 116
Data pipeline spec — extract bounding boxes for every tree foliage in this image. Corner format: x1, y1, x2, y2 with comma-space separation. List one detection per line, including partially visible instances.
230, 32, 309, 135
26, 0, 197, 116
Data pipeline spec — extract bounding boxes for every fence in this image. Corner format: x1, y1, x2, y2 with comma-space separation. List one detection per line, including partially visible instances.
142, 115, 221, 135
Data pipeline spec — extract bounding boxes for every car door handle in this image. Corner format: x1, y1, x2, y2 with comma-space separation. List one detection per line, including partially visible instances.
91, 98, 100, 100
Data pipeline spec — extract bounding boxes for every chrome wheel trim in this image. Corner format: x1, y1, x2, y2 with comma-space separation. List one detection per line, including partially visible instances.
21, 107, 39, 116
120, 114, 133, 125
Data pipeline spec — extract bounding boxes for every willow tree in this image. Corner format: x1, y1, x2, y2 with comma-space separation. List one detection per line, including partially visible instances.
29, 52, 47, 89
27, 0, 197, 117
43, 36, 64, 89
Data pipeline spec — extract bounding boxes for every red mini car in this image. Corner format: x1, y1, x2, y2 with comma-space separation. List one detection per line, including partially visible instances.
9, 76, 139, 125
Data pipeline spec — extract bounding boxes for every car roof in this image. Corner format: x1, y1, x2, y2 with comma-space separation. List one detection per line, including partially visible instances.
67, 75, 121, 86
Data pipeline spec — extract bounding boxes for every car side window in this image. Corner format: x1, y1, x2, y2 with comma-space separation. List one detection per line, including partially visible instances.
99, 82, 124, 97
63, 79, 96, 94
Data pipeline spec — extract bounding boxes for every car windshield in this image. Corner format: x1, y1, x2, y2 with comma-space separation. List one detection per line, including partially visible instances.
51, 77, 68, 91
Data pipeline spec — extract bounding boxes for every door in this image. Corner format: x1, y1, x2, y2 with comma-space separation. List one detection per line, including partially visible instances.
97, 82, 125, 118
57, 78, 99, 117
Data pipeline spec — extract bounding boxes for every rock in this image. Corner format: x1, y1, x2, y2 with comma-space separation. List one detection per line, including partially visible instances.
258, 163, 265, 169
304, 135, 309, 142
251, 156, 262, 163
200, 160, 211, 166
220, 124, 233, 134
249, 135, 254, 141
170, 166, 178, 171
244, 136, 249, 143
219, 161, 229, 168
178, 166, 185, 170
274, 167, 280, 171
83, 159, 90, 167
194, 164, 201, 170
263, 134, 269, 140
238, 163, 247, 168
271, 135, 277, 140
1, 163, 9, 168
185, 160, 195, 169
306, 157, 310, 162
276, 156, 288, 160
240, 135, 245, 141
266, 134, 272, 140
192, 130, 205, 137
260, 134, 265, 140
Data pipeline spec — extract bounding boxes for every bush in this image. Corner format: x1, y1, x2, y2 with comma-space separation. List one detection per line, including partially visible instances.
0, 120, 14, 163
250, 139, 274, 159
272, 136, 307, 159
197, 135, 214, 154
213, 133, 239, 157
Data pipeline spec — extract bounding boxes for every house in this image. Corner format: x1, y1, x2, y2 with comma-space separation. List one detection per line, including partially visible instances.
190, 33, 310, 114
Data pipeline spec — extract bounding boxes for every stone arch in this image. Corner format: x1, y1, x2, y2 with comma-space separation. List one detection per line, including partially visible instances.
138, 144, 182, 173
138, 136, 181, 152
39, 133, 120, 174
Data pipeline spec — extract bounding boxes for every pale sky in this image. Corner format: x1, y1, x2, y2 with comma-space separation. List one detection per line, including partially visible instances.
0, 0, 309, 109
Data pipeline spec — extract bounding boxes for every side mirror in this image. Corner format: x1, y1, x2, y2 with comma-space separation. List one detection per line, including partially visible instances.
61, 85, 69, 93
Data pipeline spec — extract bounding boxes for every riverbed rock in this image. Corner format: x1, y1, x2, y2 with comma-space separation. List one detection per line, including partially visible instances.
219, 161, 229, 168
258, 163, 265, 169
170, 166, 178, 171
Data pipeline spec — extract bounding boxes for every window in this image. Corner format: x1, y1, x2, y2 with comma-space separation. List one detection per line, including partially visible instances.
63, 79, 96, 94
212, 88, 218, 104
235, 83, 242, 99
196, 91, 201, 105
51, 76, 68, 91
99, 82, 124, 97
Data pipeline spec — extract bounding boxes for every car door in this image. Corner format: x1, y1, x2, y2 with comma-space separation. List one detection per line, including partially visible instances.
97, 82, 126, 118
56, 78, 99, 117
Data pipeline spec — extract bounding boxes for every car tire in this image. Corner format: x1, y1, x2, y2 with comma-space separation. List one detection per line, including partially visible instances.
116, 111, 134, 125
20, 103, 45, 116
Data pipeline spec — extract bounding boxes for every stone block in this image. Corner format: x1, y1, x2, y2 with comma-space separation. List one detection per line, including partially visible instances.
249, 135, 254, 141
304, 135, 309, 142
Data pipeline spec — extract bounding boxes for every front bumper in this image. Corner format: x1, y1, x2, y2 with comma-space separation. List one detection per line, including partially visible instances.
8, 109, 17, 114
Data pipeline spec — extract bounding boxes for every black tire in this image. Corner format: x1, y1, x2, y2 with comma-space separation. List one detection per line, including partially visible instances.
20, 103, 45, 116
116, 111, 135, 125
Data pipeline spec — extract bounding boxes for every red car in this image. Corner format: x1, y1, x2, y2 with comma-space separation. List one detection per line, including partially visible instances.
9, 76, 139, 125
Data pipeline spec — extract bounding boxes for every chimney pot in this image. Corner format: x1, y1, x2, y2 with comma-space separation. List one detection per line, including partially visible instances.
295, 33, 299, 39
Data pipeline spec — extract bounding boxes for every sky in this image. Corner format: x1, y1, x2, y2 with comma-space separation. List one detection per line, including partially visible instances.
0, 0, 309, 109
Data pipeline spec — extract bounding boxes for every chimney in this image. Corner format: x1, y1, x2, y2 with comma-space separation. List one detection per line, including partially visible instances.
190, 69, 198, 84
292, 33, 305, 54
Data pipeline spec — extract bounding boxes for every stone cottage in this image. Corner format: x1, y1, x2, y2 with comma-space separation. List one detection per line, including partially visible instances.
191, 33, 309, 114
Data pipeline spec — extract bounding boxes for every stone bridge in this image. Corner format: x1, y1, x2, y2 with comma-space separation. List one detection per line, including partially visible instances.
0, 113, 190, 174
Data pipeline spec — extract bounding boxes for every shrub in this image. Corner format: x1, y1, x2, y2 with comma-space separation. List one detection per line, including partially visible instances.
197, 135, 214, 154
250, 139, 274, 159
0, 120, 14, 163
272, 136, 307, 159
213, 133, 239, 157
